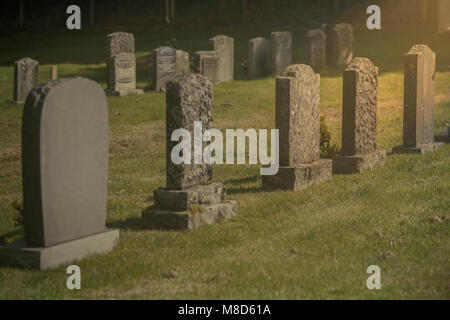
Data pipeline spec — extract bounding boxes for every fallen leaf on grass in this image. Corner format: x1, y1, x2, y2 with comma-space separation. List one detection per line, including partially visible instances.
381, 251, 396, 259
162, 268, 179, 279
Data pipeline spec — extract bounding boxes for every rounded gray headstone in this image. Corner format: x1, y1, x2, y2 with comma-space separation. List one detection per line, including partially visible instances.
22, 77, 109, 247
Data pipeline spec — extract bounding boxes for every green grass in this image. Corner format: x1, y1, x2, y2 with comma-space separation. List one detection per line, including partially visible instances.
0, 24, 449, 299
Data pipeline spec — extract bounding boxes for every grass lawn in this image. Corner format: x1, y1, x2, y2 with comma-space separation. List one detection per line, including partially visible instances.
0, 24, 449, 299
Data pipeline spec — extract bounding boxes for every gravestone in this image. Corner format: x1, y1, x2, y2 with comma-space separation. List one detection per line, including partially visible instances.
176, 50, 190, 75
0, 77, 119, 270
106, 32, 142, 96
153, 47, 191, 91
51, 65, 58, 80
107, 52, 142, 96
209, 35, 234, 82
305, 29, 327, 73
194, 51, 220, 84
248, 37, 270, 78
271, 31, 292, 75
393, 45, 443, 153
142, 73, 237, 230
328, 23, 353, 66
437, 0, 450, 35
333, 58, 386, 173
106, 31, 134, 58
153, 46, 177, 91
13, 57, 38, 104
262, 65, 332, 191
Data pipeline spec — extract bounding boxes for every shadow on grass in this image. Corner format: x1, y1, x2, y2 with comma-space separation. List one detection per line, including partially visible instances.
61, 54, 154, 90
226, 174, 263, 195
0, 229, 24, 246
107, 216, 142, 231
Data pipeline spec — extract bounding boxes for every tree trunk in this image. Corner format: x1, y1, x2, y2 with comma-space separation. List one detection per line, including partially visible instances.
334, 0, 339, 15
242, 0, 249, 24
90, 0, 95, 27
19, 0, 24, 30
170, 0, 175, 23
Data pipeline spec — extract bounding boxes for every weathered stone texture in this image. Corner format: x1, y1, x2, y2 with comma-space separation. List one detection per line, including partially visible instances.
262, 159, 332, 191
108, 52, 138, 95
106, 32, 135, 58
142, 201, 237, 230
305, 29, 327, 72
328, 23, 353, 66
194, 51, 220, 84
248, 37, 270, 78
271, 31, 292, 75
154, 182, 226, 212
176, 50, 190, 75
153, 46, 177, 91
209, 35, 234, 82
342, 57, 378, 156
14, 57, 38, 104
262, 64, 331, 191
333, 150, 387, 174
166, 73, 213, 190
403, 45, 436, 148
276, 64, 320, 166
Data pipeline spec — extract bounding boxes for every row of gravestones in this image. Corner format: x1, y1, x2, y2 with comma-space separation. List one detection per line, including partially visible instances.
1, 44, 447, 271
247, 23, 354, 79
12, 25, 353, 103
305, 23, 354, 73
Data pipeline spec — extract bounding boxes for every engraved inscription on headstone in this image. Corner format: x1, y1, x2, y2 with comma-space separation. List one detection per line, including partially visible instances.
153, 46, 177, 91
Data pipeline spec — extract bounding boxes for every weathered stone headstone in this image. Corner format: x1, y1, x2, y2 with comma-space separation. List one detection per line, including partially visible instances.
50, 65, 58, 80
194, 51, 220, 84
248, 37, 270, 78
393, 45, 443, 153
142, 73, 237, 229
153, 46, 177, 91
333, 58, 386, 173
13, 57, 38, 104
108, 52, 142, 96
437, 0, 450, 35
328, 23, 353, 66
153, 47, 191, 91
209, 35, 234, 82
305, 29, 327, 73
271, 31, 292, 75
0, 77, 119, 270
106, 31, 135, 58
262, 65, 332, 191
106, 32, 142, 96
176, 50, 190, 75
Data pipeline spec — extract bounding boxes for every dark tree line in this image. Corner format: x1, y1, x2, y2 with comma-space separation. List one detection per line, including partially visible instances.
0, 0, 437, 33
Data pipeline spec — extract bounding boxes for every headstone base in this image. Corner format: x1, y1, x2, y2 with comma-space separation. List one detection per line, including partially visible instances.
0, 229, 119, 270
261, 159, 332, 191
392, 143, 444, 154
106, 89, 144, 97
154, 182, 226, 212
332, 150, 387, 174
141, 201, 237, 230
